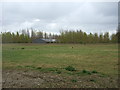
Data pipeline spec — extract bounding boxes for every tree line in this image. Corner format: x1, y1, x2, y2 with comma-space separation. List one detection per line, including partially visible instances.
1, 29, 119, 44
57, 30, 119, 44
1, 29, 58, 43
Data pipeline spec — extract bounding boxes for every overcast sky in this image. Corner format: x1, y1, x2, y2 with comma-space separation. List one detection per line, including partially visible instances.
0, 2, 118, 35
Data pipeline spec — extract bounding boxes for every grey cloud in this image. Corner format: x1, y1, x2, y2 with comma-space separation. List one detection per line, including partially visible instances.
1, 2, 118, 34
92, 2, 118, 16
3, 2, 80, 24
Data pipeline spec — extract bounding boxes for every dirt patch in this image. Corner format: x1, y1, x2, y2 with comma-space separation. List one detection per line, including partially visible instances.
2, 69, 118, 88
3, 69, 44, 88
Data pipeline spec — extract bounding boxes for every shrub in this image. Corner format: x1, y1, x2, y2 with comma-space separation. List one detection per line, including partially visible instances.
36, 67, 42, 70
71, 79, 77, 83
82, 69, 91, 75
91, 70, 98, 73
65, 66, 76, 71
82, 69, 87, 73
41, 68, 58, 72
25, 65, 35, 69
90, 79, 96, 82
56, 71, 61, 74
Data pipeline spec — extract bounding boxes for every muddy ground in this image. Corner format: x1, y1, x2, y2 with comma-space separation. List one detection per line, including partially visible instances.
2, 69, 118, 88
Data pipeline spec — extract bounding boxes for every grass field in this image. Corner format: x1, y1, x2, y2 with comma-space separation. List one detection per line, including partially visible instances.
2, 44, 118, 88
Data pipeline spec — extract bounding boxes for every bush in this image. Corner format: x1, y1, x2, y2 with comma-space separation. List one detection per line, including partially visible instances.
91, 70, 98, 73
65, 66, 76, 71
82, 69, 91, 75
40, 68, 58, 72
56, 71, 61, 74
21, 47, 25, 49
71, 79, 77, 83
82, 69, 87, 73
36, 67, 42, 70
25, 65, 36, 69
90, 79, 96, 82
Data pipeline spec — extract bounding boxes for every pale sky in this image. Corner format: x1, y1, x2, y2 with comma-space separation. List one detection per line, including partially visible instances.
0, 2, 118, 35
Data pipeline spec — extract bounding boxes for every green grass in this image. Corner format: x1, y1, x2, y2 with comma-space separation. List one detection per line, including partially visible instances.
2, 43, 118, 76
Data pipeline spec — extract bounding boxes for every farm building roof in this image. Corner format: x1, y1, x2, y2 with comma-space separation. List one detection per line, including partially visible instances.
32, 38, 56, 43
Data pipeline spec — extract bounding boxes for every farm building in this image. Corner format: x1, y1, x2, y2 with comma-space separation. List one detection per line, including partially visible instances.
32, 38, 56, 43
